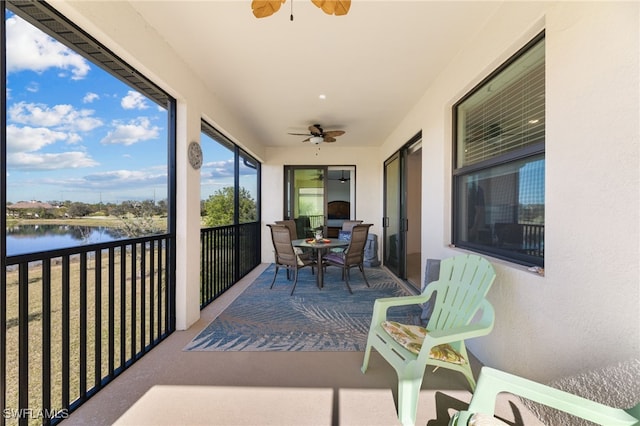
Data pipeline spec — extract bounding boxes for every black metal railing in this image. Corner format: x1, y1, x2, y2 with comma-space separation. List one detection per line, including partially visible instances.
522, 223, 544, 258
200, 222, 261, 309
494, 222, 544, 258
3, 234, 174, 425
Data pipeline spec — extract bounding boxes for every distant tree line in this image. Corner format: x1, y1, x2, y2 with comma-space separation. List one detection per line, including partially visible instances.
7, 185, 258, 228
201, 187, 257, 227
6, 199, 168, 219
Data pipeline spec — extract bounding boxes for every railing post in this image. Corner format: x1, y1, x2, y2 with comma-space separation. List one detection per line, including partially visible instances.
17, 262, 28, 426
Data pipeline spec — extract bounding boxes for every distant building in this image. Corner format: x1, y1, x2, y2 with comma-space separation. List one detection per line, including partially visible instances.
6, 201, 55, 218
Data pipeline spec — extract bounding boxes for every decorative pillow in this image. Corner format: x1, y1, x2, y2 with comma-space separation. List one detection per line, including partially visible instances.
338, 230, 352, 241
381, 321, 466, 365
323, 252, 344, 264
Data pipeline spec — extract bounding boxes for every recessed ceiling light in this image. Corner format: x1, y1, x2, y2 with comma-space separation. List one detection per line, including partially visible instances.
319, 94, 326, 100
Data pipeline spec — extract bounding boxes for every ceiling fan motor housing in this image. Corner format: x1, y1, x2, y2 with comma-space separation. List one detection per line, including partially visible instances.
288, 124, 344, 144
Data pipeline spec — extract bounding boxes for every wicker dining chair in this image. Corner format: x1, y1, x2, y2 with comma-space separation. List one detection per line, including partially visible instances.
322, 223, 372, 293
267, 224, 316, 295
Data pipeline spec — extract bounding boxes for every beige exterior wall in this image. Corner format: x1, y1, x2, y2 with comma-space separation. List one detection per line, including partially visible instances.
55, 1, 639, 381
379, 1, 640, 381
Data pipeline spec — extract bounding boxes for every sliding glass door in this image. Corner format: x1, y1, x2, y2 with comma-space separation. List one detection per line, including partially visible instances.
284, 166, 355, 239
284, 167, 326, 238
383, 134, 422, 289
383, 153, 403, 277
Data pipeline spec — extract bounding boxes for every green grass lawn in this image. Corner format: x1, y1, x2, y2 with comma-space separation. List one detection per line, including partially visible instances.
4, 244, 168, 424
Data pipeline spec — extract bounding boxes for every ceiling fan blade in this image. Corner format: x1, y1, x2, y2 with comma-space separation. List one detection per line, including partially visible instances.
301, 137, 311, 142
323, 137, 337, 143
251, 0, 286, 18
311, 0, 350, 16
323, 130, 345, 138
308, 124, 322, 135
288, 132, 312, 136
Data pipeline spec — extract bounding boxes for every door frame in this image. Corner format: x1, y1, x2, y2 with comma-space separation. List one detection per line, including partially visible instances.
383, 132, 422, 286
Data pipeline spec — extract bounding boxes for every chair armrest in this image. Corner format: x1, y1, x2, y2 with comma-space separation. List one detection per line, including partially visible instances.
422, 299, 494, 341
464, 367, 640, 426
416, 300, 494, 362
370, 289, 436, 326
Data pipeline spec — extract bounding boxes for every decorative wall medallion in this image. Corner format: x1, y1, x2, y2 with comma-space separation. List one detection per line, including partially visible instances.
188, 141, 203, 169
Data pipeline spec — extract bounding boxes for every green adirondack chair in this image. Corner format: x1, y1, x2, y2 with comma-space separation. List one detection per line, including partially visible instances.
450, 366, 640, 426
361, 254, 497, 426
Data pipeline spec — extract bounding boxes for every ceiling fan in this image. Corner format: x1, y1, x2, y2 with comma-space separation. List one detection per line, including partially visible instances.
288, 124, 346, 145
336, 170, 350, 183
251, 0, 351, 19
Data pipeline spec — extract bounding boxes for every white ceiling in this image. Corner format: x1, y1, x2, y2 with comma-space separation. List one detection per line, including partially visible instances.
127, 1, 502, 148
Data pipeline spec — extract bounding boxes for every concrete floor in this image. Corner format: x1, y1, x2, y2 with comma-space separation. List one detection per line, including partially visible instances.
64, 264, 543, 426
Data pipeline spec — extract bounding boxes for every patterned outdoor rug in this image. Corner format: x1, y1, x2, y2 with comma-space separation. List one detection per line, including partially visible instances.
185, 264, 421, 351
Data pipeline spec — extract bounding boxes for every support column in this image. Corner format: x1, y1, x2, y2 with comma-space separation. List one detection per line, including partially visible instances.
174, 101, 201, 330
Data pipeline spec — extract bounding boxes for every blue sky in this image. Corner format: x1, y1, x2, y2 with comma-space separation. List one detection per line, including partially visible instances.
6, 12, 168, 204
199, 133, 259, 203
5, 11, 245, 206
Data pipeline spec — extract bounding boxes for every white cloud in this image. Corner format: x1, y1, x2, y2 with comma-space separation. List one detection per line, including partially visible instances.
6, 123, 98, 170
83, 92, 99, 103
80, 169, 167, 189
8, 101, 103, 132
8, 151, 98, 170
67, 133, 83, 145
26, 82, 39, 93
6, 15, 90, 80
6, 124, 68, 153
121, 91, 148, 110
100, 117, 160, 146
203, 159, 234, 178
87, 169, 148, 182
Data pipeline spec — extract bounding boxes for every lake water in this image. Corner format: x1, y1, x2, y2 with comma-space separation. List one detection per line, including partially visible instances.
6, 224, 125, 256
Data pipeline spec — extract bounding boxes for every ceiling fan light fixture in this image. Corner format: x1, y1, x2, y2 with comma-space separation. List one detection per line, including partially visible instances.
288, 123, 345, 144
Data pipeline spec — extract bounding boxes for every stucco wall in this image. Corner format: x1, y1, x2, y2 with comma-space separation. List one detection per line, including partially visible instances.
261, 146, 381, 262
380, 1, 640, 382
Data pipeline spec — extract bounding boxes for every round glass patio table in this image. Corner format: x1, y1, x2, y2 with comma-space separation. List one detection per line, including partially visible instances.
292, 238, 349, 289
